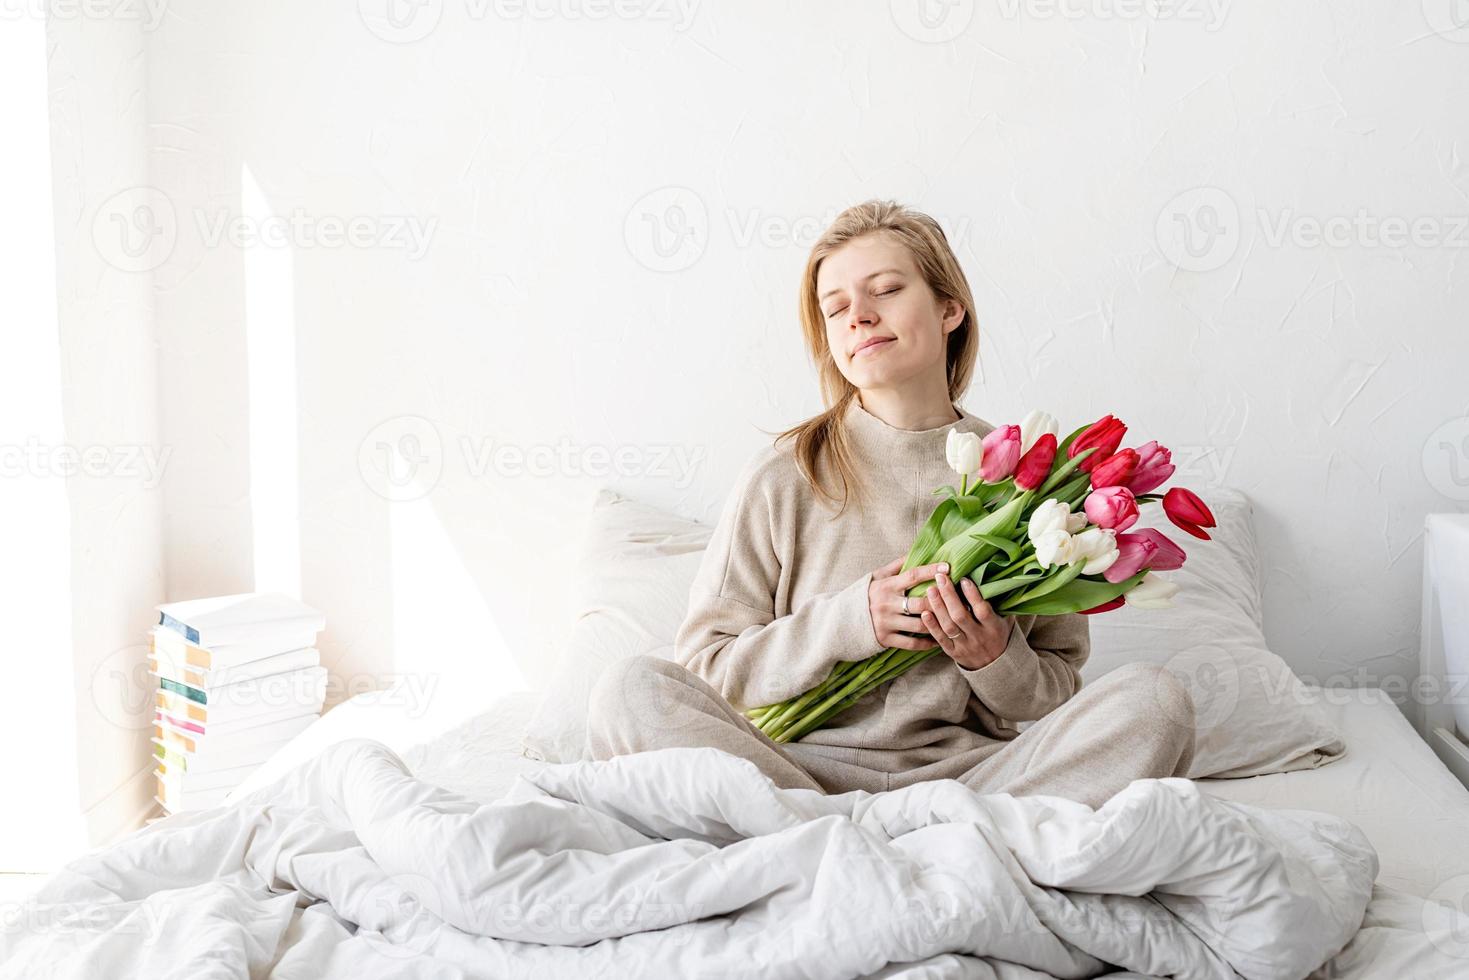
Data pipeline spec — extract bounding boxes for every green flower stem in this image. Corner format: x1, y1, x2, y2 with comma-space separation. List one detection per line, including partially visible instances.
778, 647, 944, 743
770, 649, 899, 743
756, 662, 854, 738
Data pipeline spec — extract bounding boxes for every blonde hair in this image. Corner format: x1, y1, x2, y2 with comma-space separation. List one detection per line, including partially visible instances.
767, 199, 979, 518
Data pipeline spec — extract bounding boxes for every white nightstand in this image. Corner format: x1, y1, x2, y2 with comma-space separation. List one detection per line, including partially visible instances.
1419, 512, 1469, 788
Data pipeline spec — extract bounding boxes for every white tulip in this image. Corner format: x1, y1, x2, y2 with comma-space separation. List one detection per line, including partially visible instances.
946, 429, 983, 477
1027, 499, 1073, 542
1126, 572, 1180, 609
1033, 528, 1077, 568
1019, 409, 1060, 455
1071, 527, 1118, 575
1065, 511, 1088, 534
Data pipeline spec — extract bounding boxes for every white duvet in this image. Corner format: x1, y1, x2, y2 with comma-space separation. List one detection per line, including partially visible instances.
0, 738, 1379, 979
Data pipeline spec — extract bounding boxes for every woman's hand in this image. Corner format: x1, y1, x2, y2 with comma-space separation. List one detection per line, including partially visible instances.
919, 570, 1015, 671
869, 555, 953, 651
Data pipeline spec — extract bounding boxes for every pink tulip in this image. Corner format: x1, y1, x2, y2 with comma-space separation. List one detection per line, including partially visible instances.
980, 425, 1022, 482
1103, 535, 1147, 583
1103, 529, 1185, 583
1013, 432, 1057, 491
1126, 441, 1175, 495
1163, 487, 1216, 541
1130, 528, 1186, 570
1068, 414, 1127, 473
1084, 486, 1138, 533
1090, 448, 1138, 490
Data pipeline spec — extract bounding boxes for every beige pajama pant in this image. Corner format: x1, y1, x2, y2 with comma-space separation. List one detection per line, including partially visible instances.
584, 655, 1197, 809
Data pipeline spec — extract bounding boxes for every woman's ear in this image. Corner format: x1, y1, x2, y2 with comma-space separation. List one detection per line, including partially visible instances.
940, 298, 966, 335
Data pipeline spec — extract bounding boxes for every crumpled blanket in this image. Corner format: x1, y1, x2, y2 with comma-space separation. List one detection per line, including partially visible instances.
0, 738, 1377, 979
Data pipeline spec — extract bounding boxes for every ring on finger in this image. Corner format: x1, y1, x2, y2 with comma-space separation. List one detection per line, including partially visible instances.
902, 594, 910, 615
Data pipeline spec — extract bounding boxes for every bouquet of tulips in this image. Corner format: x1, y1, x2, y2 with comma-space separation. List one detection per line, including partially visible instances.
744, 411, 1217, 743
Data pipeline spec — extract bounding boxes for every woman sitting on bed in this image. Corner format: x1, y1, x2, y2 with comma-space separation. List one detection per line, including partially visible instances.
585, 199, 1196, 808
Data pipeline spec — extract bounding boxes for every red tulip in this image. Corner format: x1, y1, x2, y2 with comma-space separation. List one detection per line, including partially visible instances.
1013, 432, 1057, 491
1127, 441, 1175, 495
1163, 487, 1215, 540
980, 425, 1022, 482
1090, 448, 1139, 490
1084, 486, 1138, 532
1079, 596, 1125, 615
1068, 414, 1127, 473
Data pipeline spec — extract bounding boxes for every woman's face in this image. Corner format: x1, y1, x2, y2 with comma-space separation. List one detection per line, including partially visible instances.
816, 232, 963, 392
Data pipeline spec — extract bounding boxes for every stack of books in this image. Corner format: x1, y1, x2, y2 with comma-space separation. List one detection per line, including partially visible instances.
150, 592, 327, 814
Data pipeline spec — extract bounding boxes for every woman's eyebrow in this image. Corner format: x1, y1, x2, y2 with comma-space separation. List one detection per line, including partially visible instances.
819, 268, 907, 302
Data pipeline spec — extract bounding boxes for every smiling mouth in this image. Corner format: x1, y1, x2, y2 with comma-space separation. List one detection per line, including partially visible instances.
854, 338, 894, 357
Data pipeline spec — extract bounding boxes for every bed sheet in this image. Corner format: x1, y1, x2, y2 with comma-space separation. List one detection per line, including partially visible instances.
393, 684, 1469, 904
1195, 685, 1469, 900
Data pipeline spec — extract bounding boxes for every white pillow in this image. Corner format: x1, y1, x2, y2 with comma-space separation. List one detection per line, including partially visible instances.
522, 485, 1345, 780
1079, 488, 1345, 779
520, 488, 711, 763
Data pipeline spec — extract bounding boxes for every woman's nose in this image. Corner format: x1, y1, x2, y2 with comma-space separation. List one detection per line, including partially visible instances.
848, 297, 876, 326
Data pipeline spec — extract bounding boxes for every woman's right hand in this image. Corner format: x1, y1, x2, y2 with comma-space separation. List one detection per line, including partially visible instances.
869, 555, 950, 651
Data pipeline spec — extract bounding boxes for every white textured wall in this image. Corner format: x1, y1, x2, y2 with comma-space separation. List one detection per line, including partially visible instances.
45, 8, 166, 855
117, 0, 1469, 715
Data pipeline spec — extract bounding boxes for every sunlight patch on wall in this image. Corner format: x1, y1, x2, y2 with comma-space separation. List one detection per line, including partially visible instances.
243, 163, 301, 597
0, 17, 84, 871
390, 495, 528, 716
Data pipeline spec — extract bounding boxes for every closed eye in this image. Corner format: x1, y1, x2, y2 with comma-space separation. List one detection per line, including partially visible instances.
824, 285, 902, 318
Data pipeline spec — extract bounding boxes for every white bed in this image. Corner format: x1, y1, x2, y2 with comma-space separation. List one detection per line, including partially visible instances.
8, 482, 1467, 977
412, 684, 1469, 977
247, 679, 1469, 903
224, 678, 1469, 977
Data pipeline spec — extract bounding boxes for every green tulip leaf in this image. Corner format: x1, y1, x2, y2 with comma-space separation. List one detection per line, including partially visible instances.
998, 570, 1148, 616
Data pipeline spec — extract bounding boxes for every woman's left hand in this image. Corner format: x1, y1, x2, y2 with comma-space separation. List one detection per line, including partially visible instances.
919, 571, 1015, 671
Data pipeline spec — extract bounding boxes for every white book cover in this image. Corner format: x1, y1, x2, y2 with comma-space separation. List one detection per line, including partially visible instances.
154, 787, 232, 814
155, 664, 330, 714
151, 625, 321, 670
156, 683, 325, 728
156, 711, 318, 755
150, 735, 294, 774
153, 645, 322, 690
160, 703, 323, 738
154, 760, 257, 793
156, 592, 325, 648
